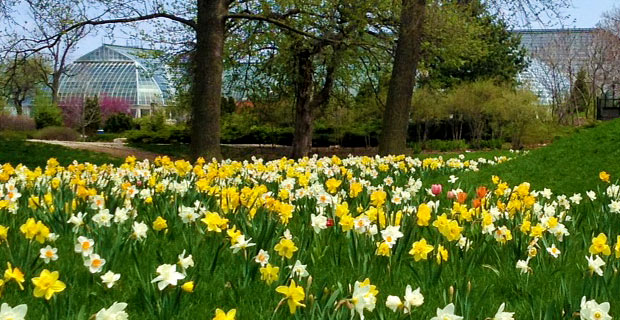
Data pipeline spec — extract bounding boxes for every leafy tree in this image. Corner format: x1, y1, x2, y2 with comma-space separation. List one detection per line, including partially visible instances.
419, 1, 528, 89
0, 55, 49, 115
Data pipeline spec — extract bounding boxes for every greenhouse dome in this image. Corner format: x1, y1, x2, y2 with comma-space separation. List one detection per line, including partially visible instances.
58, 44, 172, 117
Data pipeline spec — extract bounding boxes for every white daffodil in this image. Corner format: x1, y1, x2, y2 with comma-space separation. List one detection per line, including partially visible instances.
546, 244, 561, 258
132, 221, 148, 240
381, 226, 403, 248
255, 249, 270, 267
580, 296, 611, 320
492, 303, 515, 320
84, 253, 106, 273
177, 250, 195, 273
290, 260, 309, 279
151, 264, 185, 290
586, 255, 606, 277
95, 302, 129, 320
403, 285, 424, 313
0, 302, 27, 320
100, 270, 121, 288
67, 212, 86, 232
230, 235, 256, 253
39, 245, 58, 264
310, 213, 328, 233
74, 236, 95, 257
385, 295, 402, 312
430, 303, 463, 320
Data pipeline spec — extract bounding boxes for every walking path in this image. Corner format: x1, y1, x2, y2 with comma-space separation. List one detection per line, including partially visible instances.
27, 139, 162, 161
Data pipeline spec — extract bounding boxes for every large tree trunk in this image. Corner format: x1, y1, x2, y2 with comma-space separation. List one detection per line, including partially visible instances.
378, 0, 426, 156
291, 49, 315, 159
190, 0, 226, 160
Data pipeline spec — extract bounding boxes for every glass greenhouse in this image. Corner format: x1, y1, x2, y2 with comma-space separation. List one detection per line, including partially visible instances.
58, 44, 172, 117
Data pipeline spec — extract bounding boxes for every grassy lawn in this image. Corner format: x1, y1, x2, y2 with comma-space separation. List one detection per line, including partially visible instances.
0, 140, 122, 168
456, 119, 620, 195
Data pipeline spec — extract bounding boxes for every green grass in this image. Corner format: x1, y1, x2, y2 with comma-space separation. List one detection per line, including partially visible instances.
457, 119, 620, 194
0, 140, 122, 168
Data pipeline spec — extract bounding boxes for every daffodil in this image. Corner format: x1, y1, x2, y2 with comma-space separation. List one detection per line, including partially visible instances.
151, 264, 185, 290
152, 216, 168, 231
0, 302, 27, 320
31, 269, 66, 300
4, 262, 25, 290
409, 239, 434, 261
590, 233, 612, 256
95, 302, 128, 320
213, 308, 236, 320
276, 280, 306, 314
351, 278, 378, 320
274, 238, 298, 259
260, 264, 279, 285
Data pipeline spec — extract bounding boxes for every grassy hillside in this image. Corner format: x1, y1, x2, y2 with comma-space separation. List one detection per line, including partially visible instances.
458, 119, 620, 194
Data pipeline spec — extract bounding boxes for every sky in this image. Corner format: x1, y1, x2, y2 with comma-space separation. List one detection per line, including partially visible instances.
66, 0, 619, 60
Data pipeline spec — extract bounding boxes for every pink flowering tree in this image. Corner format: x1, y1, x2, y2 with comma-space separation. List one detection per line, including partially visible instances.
58, 96, 84, 128
100, 94, 131, 121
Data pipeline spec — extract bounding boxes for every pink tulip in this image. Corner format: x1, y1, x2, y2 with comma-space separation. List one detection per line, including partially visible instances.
431, 184, 443, 196
447, 190, 456, 199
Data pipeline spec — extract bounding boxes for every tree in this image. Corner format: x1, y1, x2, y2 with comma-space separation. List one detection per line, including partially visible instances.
378, 0, 426, 156
224, 0, 391, 158
83, 96, 102, 135
0, 55, 49, 115
419, 1, 528, 89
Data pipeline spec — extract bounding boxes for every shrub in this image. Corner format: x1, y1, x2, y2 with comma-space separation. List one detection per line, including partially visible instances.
86, 133, 122, 142
423, 139, 470, 152
34, 106, 63, 129
32, 91, 63, 129
0, 130, 31, 141
104, 113, 135, 133
0, 114, 36, 131
33, 126, 80, 141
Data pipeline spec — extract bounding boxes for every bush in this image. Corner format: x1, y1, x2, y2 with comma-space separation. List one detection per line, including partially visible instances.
125, 125, 190, 144
33, 127, 79, 141
86, 133, 122, 142
104, 113, 135, 133
32, 91, 63, 129
34, 107, 63, 129
422, 139, 470, 152
0, 114, 36, 131
0, 130, 31, 141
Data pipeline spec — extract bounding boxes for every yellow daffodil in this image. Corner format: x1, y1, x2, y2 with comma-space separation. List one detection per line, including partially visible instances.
259, 264, 279, 285
274, 238, 298, 259
4, 262, 25, 290
213, 308, 236, 320
276, 280, 306, 314
409, 239, 434, 261
31, 269, 66, 300
600, 171, 610, 183
152, 216, 168, 231
590, 233, 612, 256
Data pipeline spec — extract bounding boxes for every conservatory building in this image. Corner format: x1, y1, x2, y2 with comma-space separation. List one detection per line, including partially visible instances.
58, 44, 172, 118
